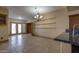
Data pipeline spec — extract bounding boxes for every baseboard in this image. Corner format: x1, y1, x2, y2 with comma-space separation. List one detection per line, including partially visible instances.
0, 39, 8, 43
32, 34, 54, 39
9, 33, 27, 36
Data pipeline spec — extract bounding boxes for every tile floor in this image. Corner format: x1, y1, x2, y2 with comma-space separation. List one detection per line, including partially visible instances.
0, 34, 61, 53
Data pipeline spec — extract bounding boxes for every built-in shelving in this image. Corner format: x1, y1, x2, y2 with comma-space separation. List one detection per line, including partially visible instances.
34, 17, 57, 29
35, 22, 56, 25
35, 17, 56, 23
35, 27, 56, 29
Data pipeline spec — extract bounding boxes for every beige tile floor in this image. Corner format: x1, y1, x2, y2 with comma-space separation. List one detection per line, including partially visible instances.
0, 34, 61, 53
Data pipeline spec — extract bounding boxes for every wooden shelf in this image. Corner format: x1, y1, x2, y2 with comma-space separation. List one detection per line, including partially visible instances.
35, 22, 56, 25
35, 27, 56, 29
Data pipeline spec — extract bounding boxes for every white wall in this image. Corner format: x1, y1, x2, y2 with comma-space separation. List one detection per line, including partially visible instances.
33, 7, 69, 38
32, 7, 72, 53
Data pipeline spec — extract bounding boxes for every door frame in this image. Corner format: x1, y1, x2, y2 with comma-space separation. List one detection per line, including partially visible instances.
10, 22, 26, 35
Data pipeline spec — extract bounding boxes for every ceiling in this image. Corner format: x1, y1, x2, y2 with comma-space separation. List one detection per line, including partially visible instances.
5, 6, 65, 20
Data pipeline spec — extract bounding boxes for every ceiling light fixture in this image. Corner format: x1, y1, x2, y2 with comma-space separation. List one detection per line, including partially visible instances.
34, 8, 43, 21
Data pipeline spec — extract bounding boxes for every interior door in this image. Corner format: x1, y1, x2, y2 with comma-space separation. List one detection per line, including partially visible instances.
27, 23, 32, 33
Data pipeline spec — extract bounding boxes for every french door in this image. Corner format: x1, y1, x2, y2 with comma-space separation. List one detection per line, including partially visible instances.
18, 24, 22, 33
11, 23, 23, 34
11, 23, 17, 34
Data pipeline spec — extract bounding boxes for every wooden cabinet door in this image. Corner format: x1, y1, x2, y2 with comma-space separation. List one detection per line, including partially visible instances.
69, 14, 79, 28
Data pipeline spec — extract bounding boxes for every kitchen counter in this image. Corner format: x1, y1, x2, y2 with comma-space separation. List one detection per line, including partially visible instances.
55, 32, 79, 46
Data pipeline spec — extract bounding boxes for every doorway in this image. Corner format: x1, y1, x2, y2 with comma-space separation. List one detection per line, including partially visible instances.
11, 23, 26, 35
27, 23, 32, 33
11, 23, 17, 34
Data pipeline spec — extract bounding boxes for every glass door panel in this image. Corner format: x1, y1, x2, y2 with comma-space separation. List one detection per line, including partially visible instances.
22, 24, 26, 33
11, 23, 17, 34
18, 24, 22, 33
